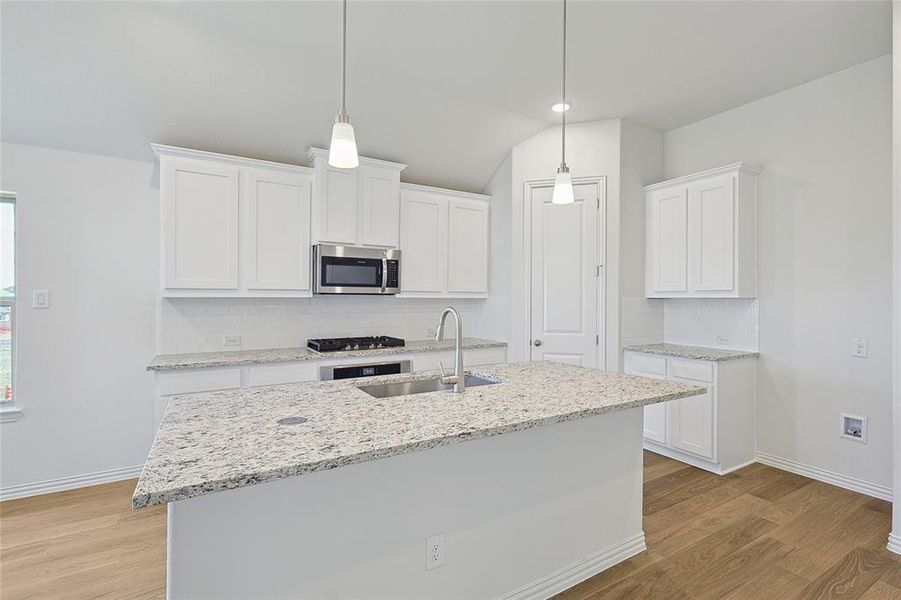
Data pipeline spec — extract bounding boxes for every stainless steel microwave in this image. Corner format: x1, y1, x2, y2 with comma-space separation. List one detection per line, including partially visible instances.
313, 244, 400, 295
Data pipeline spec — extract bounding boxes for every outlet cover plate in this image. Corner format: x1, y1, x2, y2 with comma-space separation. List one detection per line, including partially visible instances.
223, 335, 242, 347
426, 533, 446, 570
851, 338, 868, 358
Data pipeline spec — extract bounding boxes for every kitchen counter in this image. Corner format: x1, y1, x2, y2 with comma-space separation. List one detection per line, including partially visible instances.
146, 338, 507, 371
133, 361, 703, 509
623, 343, 759, 362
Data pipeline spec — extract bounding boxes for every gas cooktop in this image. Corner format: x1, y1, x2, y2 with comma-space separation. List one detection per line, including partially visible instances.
307, 336, 406, 353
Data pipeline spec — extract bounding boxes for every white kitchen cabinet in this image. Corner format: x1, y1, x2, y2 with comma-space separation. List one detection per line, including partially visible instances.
161, 158, 240, 290
244, 169, 313, 291
447, 199, 489, 293
624, 350, 756, 474
400, 188, 446, 293
399, 183, 490, 298
155, 144, 314, 297
647, 186, 687, 294
308, 148, 405, 248
645, 162, 762, 298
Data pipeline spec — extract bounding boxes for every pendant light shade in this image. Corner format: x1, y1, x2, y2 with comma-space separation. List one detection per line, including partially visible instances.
329, 117, 359, 169
328, 0, 359, 169
552, 166, 574, 205
551, 0, 575, 204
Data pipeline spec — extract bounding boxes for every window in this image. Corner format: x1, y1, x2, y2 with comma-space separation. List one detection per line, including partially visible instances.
1, 192, 19, 421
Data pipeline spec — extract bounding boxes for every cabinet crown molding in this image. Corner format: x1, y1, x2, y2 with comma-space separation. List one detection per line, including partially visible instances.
306, 147, 407, 172
400, 182, 491, 203
151, 144, 314, 175
644, 162, 763, 191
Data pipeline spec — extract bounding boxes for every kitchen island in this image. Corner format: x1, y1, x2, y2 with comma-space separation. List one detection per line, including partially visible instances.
134, 361, 703, 599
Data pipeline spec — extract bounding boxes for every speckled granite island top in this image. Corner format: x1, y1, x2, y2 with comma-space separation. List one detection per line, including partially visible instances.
133, 361, 704, 509
146, 338, 506, 371
624, 343, 759, 362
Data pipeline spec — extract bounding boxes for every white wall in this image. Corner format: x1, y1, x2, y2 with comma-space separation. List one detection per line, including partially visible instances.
619, 121, 665, 351
665, 55, 894, 491
476, 153, 513, 344
891, 0, 901, 550
0, 143, 159, 493
509, 119, 622, 367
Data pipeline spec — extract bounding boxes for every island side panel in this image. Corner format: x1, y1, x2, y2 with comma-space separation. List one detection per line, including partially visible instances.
167, 409, 645, 599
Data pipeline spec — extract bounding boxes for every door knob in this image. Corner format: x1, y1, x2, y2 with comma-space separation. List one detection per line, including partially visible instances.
533, 339, 542, 347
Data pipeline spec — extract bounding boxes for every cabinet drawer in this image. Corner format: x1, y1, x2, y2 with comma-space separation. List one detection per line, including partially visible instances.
464, 347, 506, 367
157, 368, 242, 396
245, 363, 318, 387
624, 352, 667, 377
667, 358, 714, 382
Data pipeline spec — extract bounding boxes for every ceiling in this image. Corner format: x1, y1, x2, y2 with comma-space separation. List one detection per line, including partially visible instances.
0, 1, 891, 192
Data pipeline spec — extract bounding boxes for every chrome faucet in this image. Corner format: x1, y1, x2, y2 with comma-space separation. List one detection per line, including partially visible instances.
435, 306, 465, 393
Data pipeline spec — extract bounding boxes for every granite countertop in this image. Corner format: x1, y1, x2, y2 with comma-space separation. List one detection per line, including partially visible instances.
146, 338, 507, 371
133, 361, 704, 509
623, 343, 759, 362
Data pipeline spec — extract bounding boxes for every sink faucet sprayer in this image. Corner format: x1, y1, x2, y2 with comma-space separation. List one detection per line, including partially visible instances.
435, 306, 465, 393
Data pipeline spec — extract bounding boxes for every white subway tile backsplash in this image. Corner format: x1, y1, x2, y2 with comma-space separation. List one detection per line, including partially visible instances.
158, 297, 490, 354
663, 298, 759, 351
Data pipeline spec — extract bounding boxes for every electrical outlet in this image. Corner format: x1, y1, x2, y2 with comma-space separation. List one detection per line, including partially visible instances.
851, 338, 868, 358
223, 335, 242, 347
716, 334, 731, 346
32, 289, 50, 309
425, 533, 445, 570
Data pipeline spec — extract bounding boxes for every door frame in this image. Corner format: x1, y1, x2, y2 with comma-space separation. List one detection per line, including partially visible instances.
522, 176, 607, 370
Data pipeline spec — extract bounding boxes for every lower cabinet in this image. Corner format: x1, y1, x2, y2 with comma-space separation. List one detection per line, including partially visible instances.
624, 351, 756, 474
153, 346, 507, 429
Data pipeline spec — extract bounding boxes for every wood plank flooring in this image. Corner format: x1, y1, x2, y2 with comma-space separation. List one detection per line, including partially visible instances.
557, 452, 901, 599
1, 452, 898, 599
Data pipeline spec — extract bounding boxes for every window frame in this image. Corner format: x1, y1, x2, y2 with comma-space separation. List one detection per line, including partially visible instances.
1, 192, 21, 422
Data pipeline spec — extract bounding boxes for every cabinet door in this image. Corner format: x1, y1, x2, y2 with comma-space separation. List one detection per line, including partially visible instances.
244, 170, 312, 291
162, 160, 239, 289
647, 186, 688, 294
447, 199, 488, 293
317, 166, 358, 245
400, 191, 446, 292
668, 375, 714, 459
690, 177, 736, 292
644, 402, 668, 445
359, 166, 400, 248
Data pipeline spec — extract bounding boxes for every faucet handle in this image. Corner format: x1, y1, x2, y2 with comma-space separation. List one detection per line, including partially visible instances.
438, 361, 456, 384
438, 361, 449, 379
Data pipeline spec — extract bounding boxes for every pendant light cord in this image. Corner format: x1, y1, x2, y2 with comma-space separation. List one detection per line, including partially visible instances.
561, 0, 566, 166
341, 0, 347, 117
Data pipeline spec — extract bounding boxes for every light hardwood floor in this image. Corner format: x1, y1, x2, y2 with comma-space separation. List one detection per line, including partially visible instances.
1, 453, 899, 599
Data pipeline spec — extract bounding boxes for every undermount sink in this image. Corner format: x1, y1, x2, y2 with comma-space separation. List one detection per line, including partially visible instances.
357, 375, 499, 399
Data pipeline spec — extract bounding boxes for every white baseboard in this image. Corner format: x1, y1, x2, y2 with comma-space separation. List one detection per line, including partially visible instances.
499, 532, 647, 600
0, 464, 144, 501
755, 451, 892, 502
887, 533, 901, 555
643, 440, 754, 475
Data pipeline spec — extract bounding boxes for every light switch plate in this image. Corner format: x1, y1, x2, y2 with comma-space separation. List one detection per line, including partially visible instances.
851, 338, 868, 358
32, 289, 50, 309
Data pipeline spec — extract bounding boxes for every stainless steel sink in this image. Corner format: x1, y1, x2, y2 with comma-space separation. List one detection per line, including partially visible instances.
357, 375, 499, 399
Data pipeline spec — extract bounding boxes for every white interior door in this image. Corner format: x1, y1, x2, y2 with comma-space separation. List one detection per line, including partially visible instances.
530, 181, 601, 367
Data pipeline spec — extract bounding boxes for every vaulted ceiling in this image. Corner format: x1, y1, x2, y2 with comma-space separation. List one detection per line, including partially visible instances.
1, 1, 891, 191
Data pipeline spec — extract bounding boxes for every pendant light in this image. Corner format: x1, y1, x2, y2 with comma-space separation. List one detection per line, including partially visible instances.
328, 0, 359, 169
551, 0, 574, 205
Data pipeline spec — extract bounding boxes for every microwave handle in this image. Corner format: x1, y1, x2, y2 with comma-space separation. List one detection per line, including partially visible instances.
381, 257, 388, 291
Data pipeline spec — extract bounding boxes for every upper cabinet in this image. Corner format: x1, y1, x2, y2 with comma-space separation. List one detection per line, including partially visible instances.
155, 145, 314, 298
399, 184, 490, 298
645, 162, 762, 298
308, 148, 405, 248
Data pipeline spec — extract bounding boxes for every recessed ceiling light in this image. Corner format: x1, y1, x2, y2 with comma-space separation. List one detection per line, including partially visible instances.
551, 101, 571, 113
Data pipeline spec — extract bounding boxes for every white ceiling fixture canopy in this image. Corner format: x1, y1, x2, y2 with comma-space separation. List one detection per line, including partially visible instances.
328, 0, 359, 169
552, 0, 574, 205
